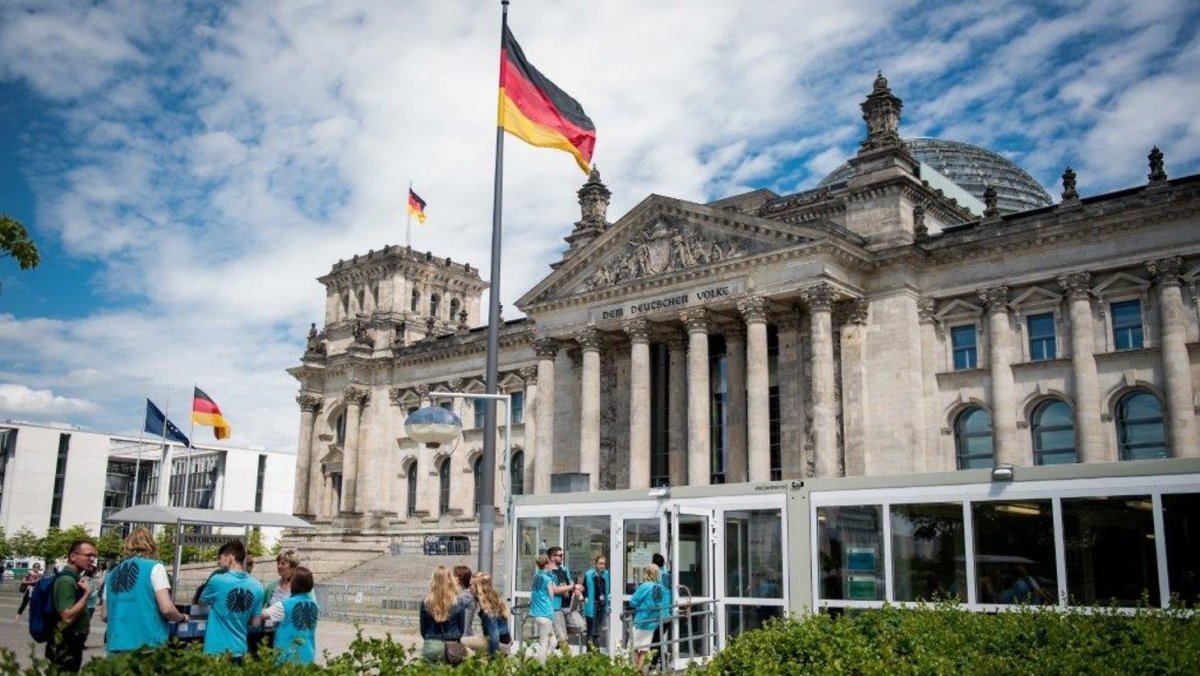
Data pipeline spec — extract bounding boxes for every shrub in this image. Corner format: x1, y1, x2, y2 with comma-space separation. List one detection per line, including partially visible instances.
705, 603, 1200, 675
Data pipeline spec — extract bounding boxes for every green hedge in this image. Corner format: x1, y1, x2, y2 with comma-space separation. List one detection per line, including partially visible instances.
0, 633, 639, 675
706, 603, 1200, 675
3, 605, 1197, 674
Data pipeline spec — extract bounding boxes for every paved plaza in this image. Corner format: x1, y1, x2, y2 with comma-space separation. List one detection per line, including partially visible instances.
0, 587, 420, 669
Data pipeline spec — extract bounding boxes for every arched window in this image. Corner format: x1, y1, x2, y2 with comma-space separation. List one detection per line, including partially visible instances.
411, 289, 420, 312
449, 298, 461, 322
341, 291, 350, 318
334, 411, 347, 447
955, 407, 993, 469
473, 455, 483, 515
1117, 391, 1167, 460
1032, 400, 1076, 465
510, 450, 525, 496
430, 294, 440, 318
370, 283, 379, 311
356, 288, 365, 313
405, 461, 418, 517
438, 457, 451, 516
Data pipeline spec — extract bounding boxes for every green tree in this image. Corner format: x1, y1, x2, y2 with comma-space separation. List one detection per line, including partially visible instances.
9, 527, 39, 557
96, 529, 125, 562
0, 214, 39, 270
247, 527, 265, 557
38, 524, 93, 561
0, 527, 11, 560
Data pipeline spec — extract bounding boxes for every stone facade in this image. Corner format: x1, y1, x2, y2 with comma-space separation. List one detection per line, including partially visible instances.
289, 75, 1200, 552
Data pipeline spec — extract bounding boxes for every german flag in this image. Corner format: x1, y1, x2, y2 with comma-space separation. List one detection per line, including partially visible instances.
192, 387, 231, 440
499, 26, 595, 173
407, 189, 427, 223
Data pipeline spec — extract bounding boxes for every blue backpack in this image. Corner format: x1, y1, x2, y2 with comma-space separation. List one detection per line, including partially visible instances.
28, 573, 61, 643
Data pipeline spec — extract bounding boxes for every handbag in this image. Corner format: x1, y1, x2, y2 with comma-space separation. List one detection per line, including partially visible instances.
444, 639, 467, 665
565, 609, 587, 635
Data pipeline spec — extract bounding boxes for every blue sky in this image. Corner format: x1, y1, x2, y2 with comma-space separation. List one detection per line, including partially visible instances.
1, 0, 1198, 452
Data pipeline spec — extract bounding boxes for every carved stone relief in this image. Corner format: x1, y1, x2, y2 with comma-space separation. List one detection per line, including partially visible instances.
581, 217, 759, 291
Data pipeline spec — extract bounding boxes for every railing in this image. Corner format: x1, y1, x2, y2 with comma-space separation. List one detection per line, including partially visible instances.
620, 598, 721, 671
313, 583, 429, 625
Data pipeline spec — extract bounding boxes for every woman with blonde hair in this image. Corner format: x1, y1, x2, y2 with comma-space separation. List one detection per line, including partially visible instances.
628, 563, 667, 670
264, 549, 300, 605
463, 572, 512, 656
419, 565, 467, 664
100, 527, 189, 653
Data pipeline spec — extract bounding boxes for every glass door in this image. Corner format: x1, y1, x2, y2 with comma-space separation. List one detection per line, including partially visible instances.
671, 505, 716, 669
616, 515, 667, 656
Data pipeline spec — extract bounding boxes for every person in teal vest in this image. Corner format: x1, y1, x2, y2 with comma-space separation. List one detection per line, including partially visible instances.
200, 539, 264, 658
629, 564, 667, 671
100, 528, 189, 653
583, 554, 610, 649
263, 566, 319, 665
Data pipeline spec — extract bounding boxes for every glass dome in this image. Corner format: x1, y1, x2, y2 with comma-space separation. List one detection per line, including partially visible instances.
818, 137, 1054, 215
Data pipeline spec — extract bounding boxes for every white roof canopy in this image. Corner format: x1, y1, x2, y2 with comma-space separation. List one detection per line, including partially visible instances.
105, 505, 314, 529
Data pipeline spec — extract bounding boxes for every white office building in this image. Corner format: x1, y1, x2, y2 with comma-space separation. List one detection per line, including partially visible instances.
0, 421, 296, 546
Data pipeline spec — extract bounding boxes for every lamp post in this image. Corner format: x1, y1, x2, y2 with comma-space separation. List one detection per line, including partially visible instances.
404, 391, 512, 574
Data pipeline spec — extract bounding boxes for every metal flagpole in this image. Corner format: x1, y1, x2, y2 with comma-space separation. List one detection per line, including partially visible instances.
156, 393, 173, 508
182, 384, 198, 509
406, 179, 414, 248
130, 398, 147, 507
478, 0, 510, 576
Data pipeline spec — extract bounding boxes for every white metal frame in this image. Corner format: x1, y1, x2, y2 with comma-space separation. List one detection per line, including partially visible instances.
809, 473, 1198, 612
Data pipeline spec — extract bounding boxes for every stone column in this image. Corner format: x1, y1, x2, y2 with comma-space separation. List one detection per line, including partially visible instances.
294, 394, 322, 517
803, 284, 839, 478
624, 319, 652, 490
739, 296, 771, 482
724, 322, 748, 483
340, 385, 370, 513
775, 310, 804, 479
979, 287, 1019, 466
533, 339, 558, 495
518, 366, 538, 496
577, 328, 603, 490
1059, 273, 1106, 462
840, 299, 869, 476
1148, 258, 1199, 456
667, 334, 688, 486
681, 309, 711, 486
917, 299, 942, 471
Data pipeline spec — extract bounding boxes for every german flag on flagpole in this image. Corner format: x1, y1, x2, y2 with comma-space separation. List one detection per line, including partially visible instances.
192, 387, 231, 440
407, 188, 427, 223
499, 25, 595, 173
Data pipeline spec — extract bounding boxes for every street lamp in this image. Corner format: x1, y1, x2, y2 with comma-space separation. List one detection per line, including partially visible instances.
404, 406, 464, 448
404, 392, 511, 575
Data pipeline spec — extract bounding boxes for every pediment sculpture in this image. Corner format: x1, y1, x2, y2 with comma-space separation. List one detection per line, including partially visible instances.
582, 217, 752, 291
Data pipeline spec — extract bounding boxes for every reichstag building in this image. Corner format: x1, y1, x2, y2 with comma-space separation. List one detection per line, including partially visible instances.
288, 74, 1199, 559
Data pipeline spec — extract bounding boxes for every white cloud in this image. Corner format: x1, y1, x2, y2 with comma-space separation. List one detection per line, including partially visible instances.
2, 0, 1199, 452
0, 383, 100, 417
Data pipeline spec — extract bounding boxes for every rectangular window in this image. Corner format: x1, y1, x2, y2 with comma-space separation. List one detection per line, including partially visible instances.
510, 391, 524, 425
768, 326, 782, 481
1062, 496, 1158, 606
649, 343, 670, 487
891, 502, 966, 602
972, 500, 1057, 604
709, 335, 728, 484
49, 433, 71, 528
515, 517, 560, 591
1163, 493, 1200, 606
1027, 312, 1056, 361
473, 399, 485, 429
951, 325, 977, 370
254, 454, 267, 512
0, 428, 15, 512
816, 505, 884, 601
563, 515, 609, 579
1111, 299, 1144, 350
103, 460, 136, 527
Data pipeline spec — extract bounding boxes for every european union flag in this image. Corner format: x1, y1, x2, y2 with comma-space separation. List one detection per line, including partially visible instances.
144, 399, 190, 446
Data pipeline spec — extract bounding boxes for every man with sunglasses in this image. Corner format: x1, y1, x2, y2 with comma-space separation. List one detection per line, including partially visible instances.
47, 539, 97, 672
